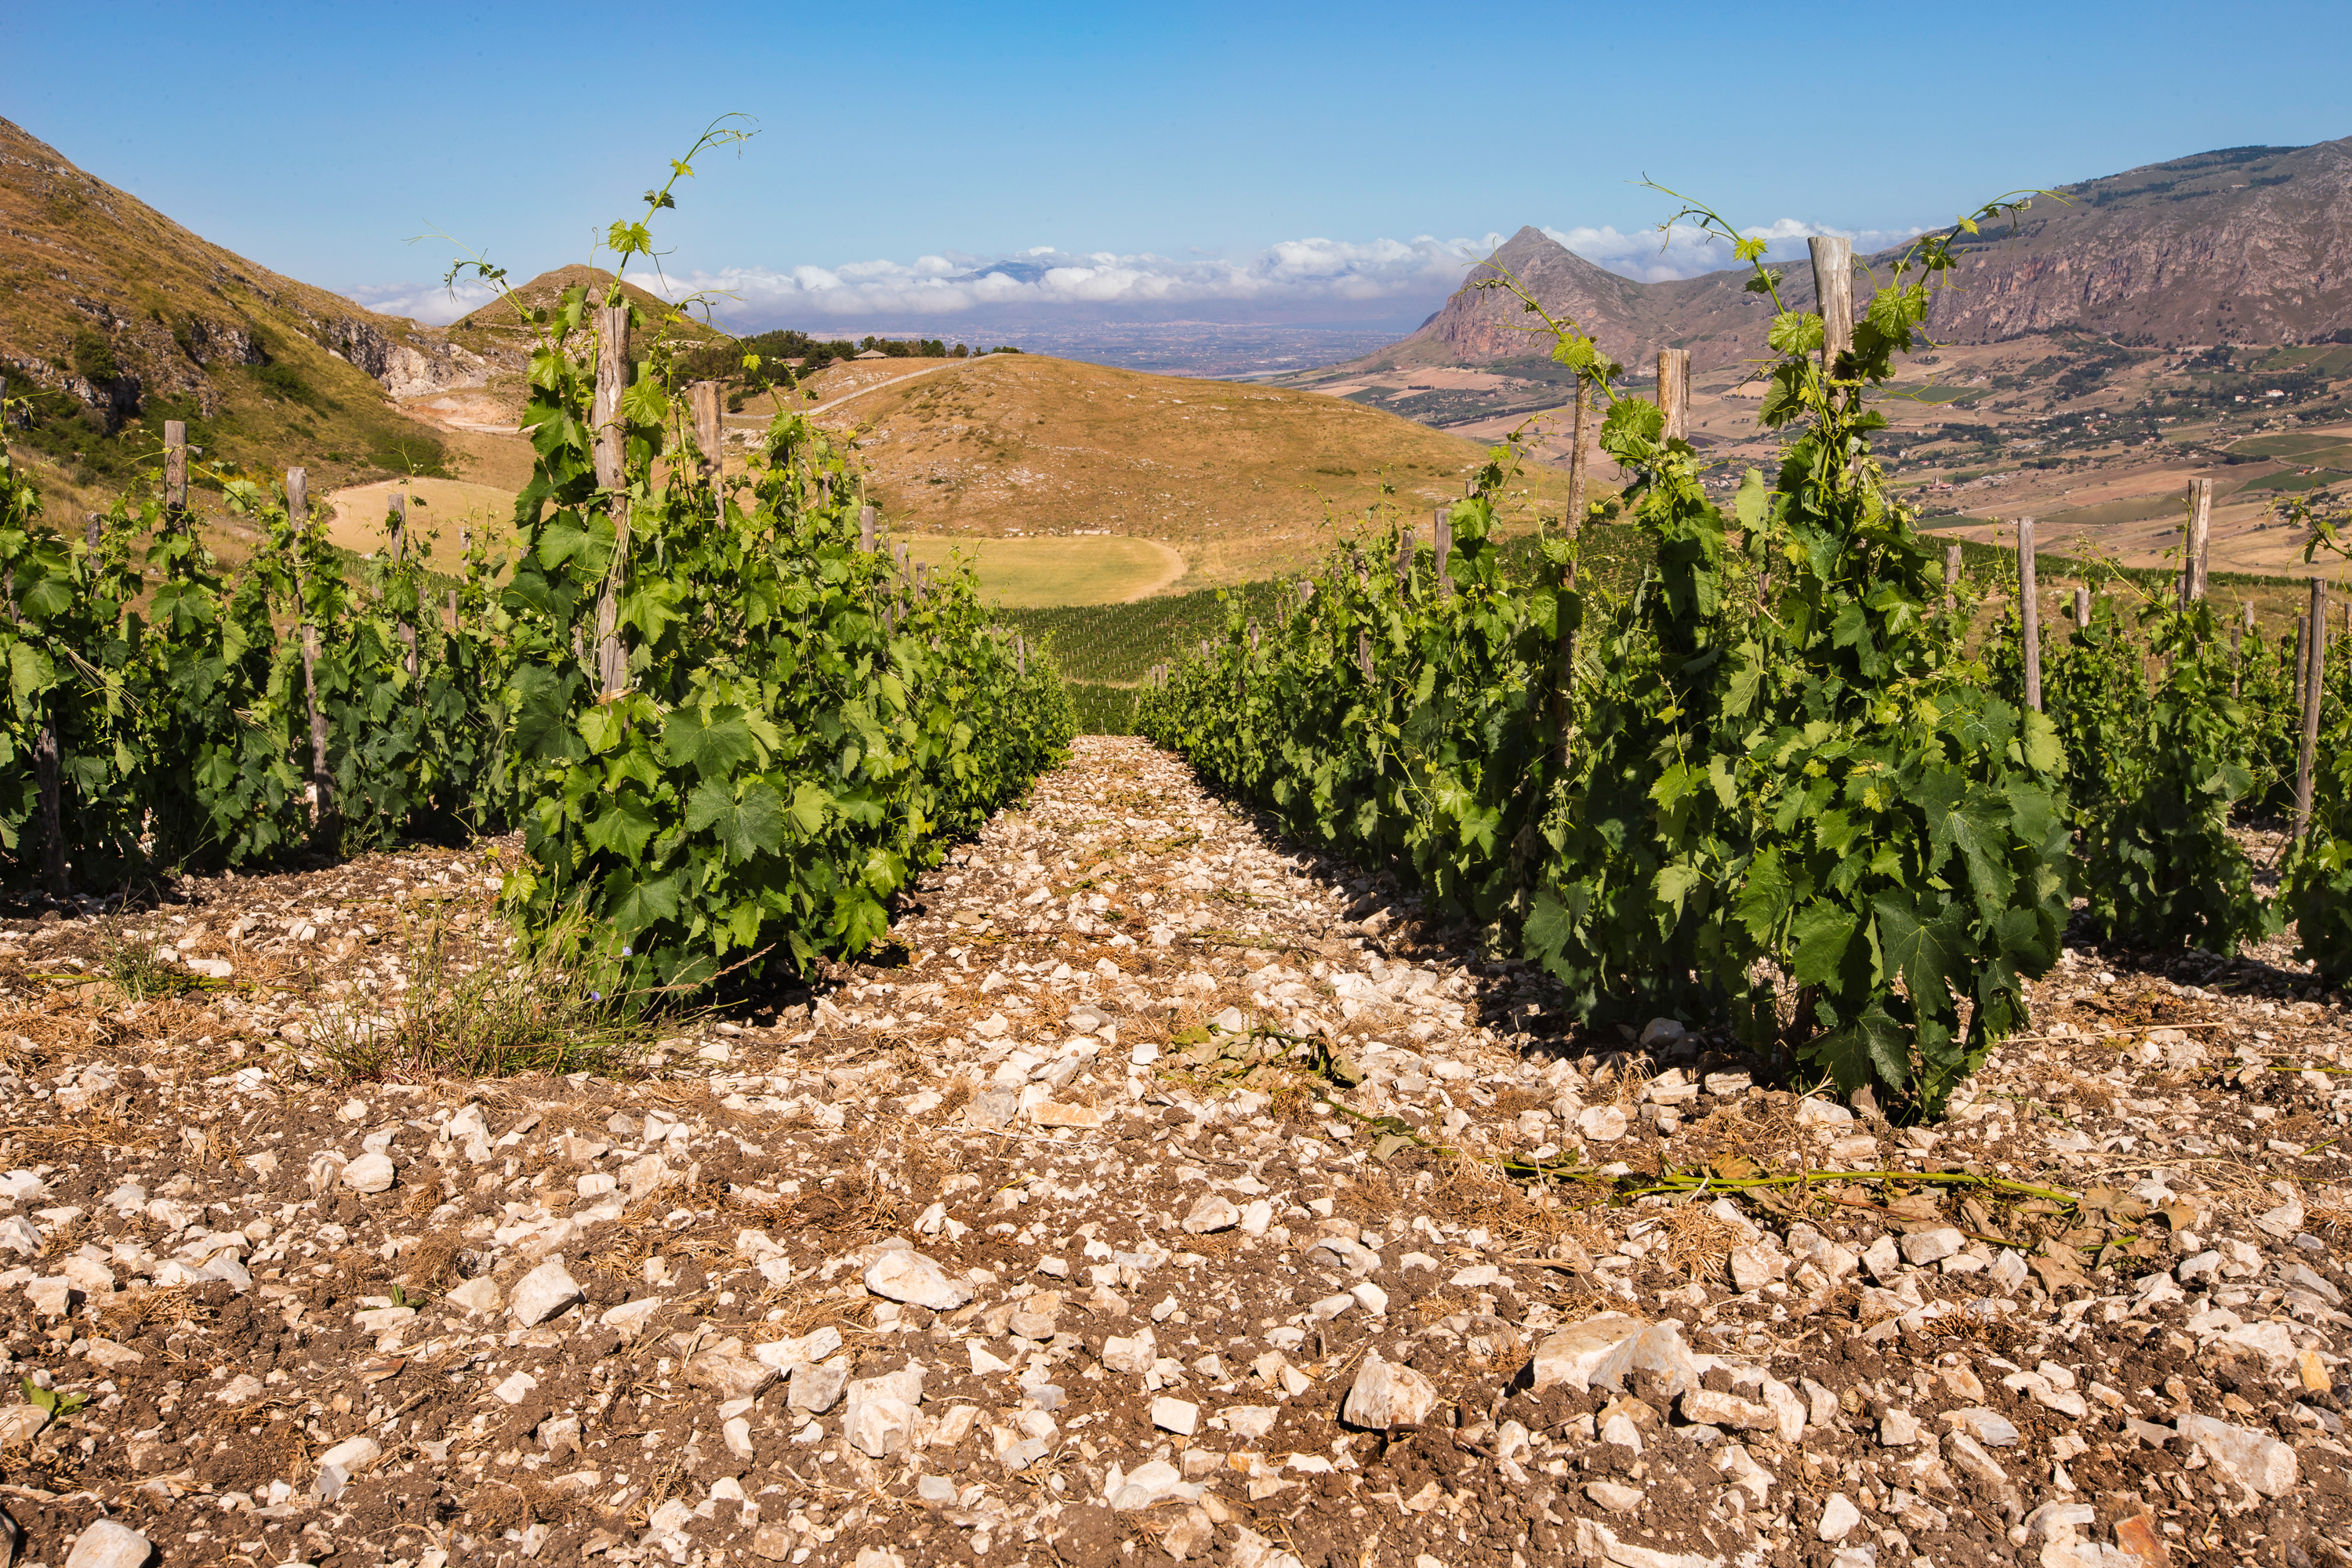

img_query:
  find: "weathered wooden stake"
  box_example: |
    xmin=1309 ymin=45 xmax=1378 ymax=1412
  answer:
xmin=2017 ymin=517 xmax=2042 ymax=712
xmin=2298 ymin=575 xmax=2328 ymax=839
xmin=1657 ymin=349 xmax=1690 ymax=442
xmin=1944 ymin=544 xmax=1962 ymax=615
xmin=690 ymin=379 xmax=722 ymax=474
xmin=1552 ymin=377 xmax=1595 ymax=768
xmin=1433 ymin=504 xmax=1453 ymax=598
xmin=287 ymin=468 xmax=333 ymax=834
xmin=2181 ymin=478 xmax=2213 ymax=609
xmin=1565 ymin=376 xmax=1591 ymax=532
xmin=858 ymin=504 xmax=876 ymax=552
xmin=590 ymin=302 xmax=631 ymax=698
xmin=1353 ymin=546 xmax=1372 ymax=679
xmin=1395 ymin=524 xmax=1414 ymax=590
xmin=164 ymin=419 xmax=188 ymax=527
xmin=388 ymin=492 xmax=419 ymax=678
xmin=2074 ymin=586 xmax=2091 ymax=627
xmin=1810 ymin=236 xmax=1854 ymax=364
xmin=2296 ymin=615 xmax=2311 ymax=714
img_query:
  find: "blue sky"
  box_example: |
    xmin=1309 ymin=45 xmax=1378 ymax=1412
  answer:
xmin=6 ymin=1 xmax=2349 ymax=332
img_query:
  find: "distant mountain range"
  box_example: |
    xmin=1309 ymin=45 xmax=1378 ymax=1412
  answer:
xmin=1363 ymin=138 xmax=2352 ymax=375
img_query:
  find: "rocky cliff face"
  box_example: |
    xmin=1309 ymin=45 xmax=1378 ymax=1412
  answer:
xmin=0 ymin=114 xmax=486 ymax=422
xmin=1367 ymin=137 xmax=2352 ymax=376
xmin=304 ymin=313 xmax=488 ymax=399
xmin=1921 ymin=140 xmax=2352 ymax=346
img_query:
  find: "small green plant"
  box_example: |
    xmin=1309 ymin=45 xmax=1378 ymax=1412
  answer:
xmin=314 ymin=911 xmax=668 ymax=1080
xmin=69 ymin=328 xmax=116 ymax=384
xmin=90 ymin=921 xmax=202 ymax=1004
xmin=21 ymin=1376 xmax=88 ymax=1430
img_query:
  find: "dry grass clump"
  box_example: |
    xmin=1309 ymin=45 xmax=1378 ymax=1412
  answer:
xmin=314 ymin=911 xmax=666 ymax=1080
xmin=1657 ymin=1203 xmax=1742 ymax=1283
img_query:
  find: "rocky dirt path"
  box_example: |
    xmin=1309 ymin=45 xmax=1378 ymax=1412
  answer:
xmin=0 ymin=737 xmax=2347 ymax=1568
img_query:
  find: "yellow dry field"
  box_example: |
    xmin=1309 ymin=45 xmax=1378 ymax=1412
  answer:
xmin=796 ymin=353 xmax=1568 ymax=589
xmin=325 ymin=478 xmax=517 ymax=566
xmin=897 ymin=534 xmax=1186 ymax=608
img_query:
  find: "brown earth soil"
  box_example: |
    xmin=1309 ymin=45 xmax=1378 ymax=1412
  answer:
xmin=0 ymin=738 xmax=2343 ymax=1567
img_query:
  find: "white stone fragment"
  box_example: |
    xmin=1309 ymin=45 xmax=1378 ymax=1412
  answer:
xmin=1817 ymin=1493 xmax=1862 ymax=1542
xmin=445 ymin=1276 xmax=502 ymax=1316
xmin=316 ymin=1436 xmax=382 ymax=1474
xmin=64 ymin=1519 xmax=152 ymax=1568
xmin=1182 ymin=1194 xmax=1240 ymax=1234
xmin=1528 ymin=1316 xmax=1700 ymax=1399
xmin=507 ymin=1259 xmax=583 ymax=1327
xmin=865 ymin=1249 xmax=975 ymax=1312
xmin=1151 ymin=1396 xmax=1200 ymax=1436
xmin=2177 ymin=1413 xmax=2299 ymax=1497
xmin=1341 ymin=1351 xmax=1437 ymax=1429
xmin=1224 ymin=1405 xmax=1278 ymax=1439
xmin=1899 ymin=1228 xmax=1964 ymax=1266
xmin=342 ymin=1151 xmax=396 ymax=1193
xmin=1576 ymin=1105 xmax=1628 ymax=1143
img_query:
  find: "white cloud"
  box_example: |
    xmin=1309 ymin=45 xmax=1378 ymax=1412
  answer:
xmin=342 ymin=278 xmax=503 ymax=326
xmin=611 ymin=235 xmax=1497 ymax=330
xmin=342 ymin=217 xmax=1930 ymax=329
xmin=1546 ymin=219 xmax=1928 ymax=283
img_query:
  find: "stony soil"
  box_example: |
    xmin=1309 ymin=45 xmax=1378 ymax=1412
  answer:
xmin=0 ymin=736 xmax=2347 ymax=1568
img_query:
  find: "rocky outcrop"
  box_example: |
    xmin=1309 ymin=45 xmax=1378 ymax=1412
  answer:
xmin=303 ymin=314 xmax=489 ymax=398
xmin=1921 ymin=140 xmax=2352 ymax=346
xmin=1368 ymin=136 xmax=2352 ymax=375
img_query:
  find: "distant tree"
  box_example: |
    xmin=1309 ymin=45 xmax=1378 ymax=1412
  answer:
xmin=952 ymin=343 xmax=969 ymax=358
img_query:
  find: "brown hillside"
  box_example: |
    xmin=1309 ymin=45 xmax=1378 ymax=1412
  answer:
xmin=798 ymin=353 xmax=1569 ymax=587
xmin=445 ymin=264 xmax=722 ymax=354
xmin=0 ymin=115 xmax=488 ymax=517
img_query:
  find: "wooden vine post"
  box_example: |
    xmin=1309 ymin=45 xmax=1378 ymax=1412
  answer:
xmin=1352 ymin=546 xmax=1372 ymax=680
xmin=388 ymin=492 xmax=418 ymax=678
xmin=2296 ymin=615 xmax=2311 ymax=714
xmin=858 ymin=504 xmax=876 ymax=553
xmin=2016 ymin=517 xmax=2042 ymax=712
xmin=285 ymin=468 xmax=333 ymax=834
xmin=590 ymin=302 xmax=631 ymax=699
xmin=451 ymin=525 xmax=468 ymax=630
xmin=1811 ymin=237 xmax=1854 ymax=361
xmin=1657 ymin=349 xmax=1690 ymax=441
xmin=1944 ymin=544 xmax=1963 ymax=616
xmin=2074 ymin=586 xmax=2091 ymax=627
xmin=1551 ymin=376 xmax=1591 ymax=768
xmin=163 ymin=419 xmax=188 ymax=530
xmin=690 ymin=379 xmax=722 ymax=479
xmin=2181 ymin=478 xmax=2213 ymax=608
xmin=2297 ymin=576 xmax=2328 ymax=839
xmin=1432 ymin=503 xmax=1453 ymax=597
xmin=2234 ymin=600 xmax=2250 ymax=695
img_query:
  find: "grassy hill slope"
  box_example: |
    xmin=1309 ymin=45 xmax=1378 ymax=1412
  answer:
xmin=0 ymin=117 xmax=495 ymax=522
xmin=799 ymin=352 xmax=1570 ymax=587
